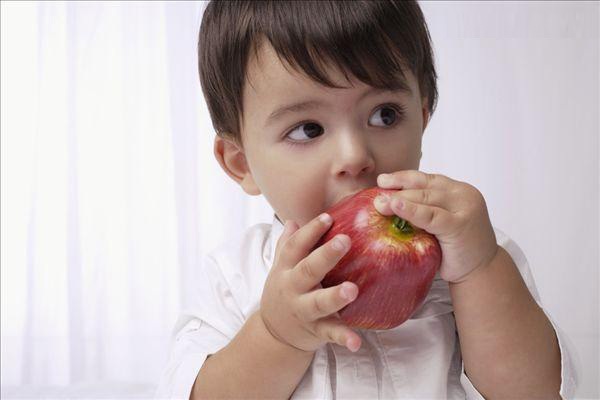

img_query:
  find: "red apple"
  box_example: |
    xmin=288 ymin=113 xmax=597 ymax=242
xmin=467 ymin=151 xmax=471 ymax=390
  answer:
xmin=316 ymin=187 xmax=442 ymax=330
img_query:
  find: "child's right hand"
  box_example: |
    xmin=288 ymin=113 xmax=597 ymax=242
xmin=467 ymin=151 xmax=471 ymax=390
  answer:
xmin=259 ymin=213 xmax=362 ymax=353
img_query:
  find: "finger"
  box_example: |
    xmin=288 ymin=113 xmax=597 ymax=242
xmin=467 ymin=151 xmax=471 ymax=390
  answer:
xmin=294 ymin=281 xmax=358 ymax=322
xmin=279 ymin=212 xmax=334 ymax=268
xmin=273 ymin=219 xmax=298 ymax=267
xmin=374 ymin=189 xmax=455 ymax=215
xmin=313 ymin=316 xmax=362 ymax=352
xmin=387 ymin=198 xmax=457 ymax=236
xmin=290 ymin=233 xmax=351 ymax=293
xmin=377 ymin=170 xmax=455 ymax=191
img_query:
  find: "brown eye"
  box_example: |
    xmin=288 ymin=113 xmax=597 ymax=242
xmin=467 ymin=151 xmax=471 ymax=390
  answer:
xmin=370 ymin=105 xmax=399 ymax=127
xmin=286 ymin=122 xmax=324 ymax=142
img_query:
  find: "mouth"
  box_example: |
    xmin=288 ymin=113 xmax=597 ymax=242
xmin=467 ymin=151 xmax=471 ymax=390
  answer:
xmin=331 ymin=189 xmax=364 ymax=208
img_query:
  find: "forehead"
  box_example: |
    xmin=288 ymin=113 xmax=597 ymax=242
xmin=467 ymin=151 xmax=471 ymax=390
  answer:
xmin=243 ymin=39 xmax=419 ymax=117
xmin=245 ymin=40 xmax=338 ymax=102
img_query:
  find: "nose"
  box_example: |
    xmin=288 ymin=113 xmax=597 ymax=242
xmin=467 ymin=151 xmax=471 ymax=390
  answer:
xmin=331 ymin=130 xmax=375 ymax=178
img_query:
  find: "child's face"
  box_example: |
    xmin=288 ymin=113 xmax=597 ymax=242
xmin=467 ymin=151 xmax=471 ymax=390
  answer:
xmin=220 ymin=40 xmax=429 ymax=228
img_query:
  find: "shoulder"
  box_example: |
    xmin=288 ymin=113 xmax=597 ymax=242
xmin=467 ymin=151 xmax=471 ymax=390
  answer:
xmin=180 ymin=222 xmax=276 ymax=324
xmin=206 ymin=221 xmax=274 ymax=271
xmin=197 ymin=221 xmax=277 ymax=316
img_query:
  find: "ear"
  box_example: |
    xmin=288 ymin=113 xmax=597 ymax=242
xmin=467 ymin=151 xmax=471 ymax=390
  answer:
xmin=213 ymin=135 xmax=262 ymax=196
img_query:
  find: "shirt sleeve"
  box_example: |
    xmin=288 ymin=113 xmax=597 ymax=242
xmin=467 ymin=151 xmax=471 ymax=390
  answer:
xmin=154 ymin=254 xmax=245 ymax=400
xmin=459 ymin=228 xmax=579 ymax=399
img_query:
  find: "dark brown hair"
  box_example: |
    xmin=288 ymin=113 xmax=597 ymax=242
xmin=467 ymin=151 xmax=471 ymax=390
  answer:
xmin=198 ymin=0 xmax=438 ymax=147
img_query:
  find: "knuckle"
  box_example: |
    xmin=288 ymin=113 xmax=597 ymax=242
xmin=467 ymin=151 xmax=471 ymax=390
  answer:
xmin=314 ymin=323 xmax=326 ymax=340
xmin=327 ymin=329 xmax=336 ymax=343
xmin=312 ymin=294 xmax=325 ymax=317
xmin=427 ymin=214 xmax=440 ymax=232
xmin=422 ymin=189 xmax=430 ymax=204
xmin=467 ymin=184 xmax=485 ymax=209
xmin=291 ymin=301 xmax=306 ymax=323
xmin=439 ymin=268 xmax=456 ymax=282
xmin=284 ymin=235 xmax=299 ymax=252
xmin=336 ymin=288 xmax=348 ymax=306
xmin=436 ymin=173 xmax=450 ymax=183
xmin=464 ymin=181 xmax=480 ymax=197
xmin=475 ymin=189 xmax=486 ymax=206
xmin=314 ymin=321 xmax=336 ymax=344
xmin=426 ymin=173 xmax=436 ymax=185
xmin=426 ymin=208 xmax=436 ymax=226
xmin=299 ymin=259 xmax=318 ymax=282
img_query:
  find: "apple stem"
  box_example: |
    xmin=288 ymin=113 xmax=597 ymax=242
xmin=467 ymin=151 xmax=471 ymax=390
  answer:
xmin=392 ymin=215 xmax=414 ymax=235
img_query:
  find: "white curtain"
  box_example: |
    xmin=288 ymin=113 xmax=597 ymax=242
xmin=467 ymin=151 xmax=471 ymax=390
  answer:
xmin=1 ymin=1 xmax=274 ymax=397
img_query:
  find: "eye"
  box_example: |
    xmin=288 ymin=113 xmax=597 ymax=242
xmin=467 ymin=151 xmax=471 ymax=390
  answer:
xmin=369 ymin=104 xmax=402 ymax=127
xmin=286 ymin=122 xmax=324 ymax=142
xmin=284 ymin=103 xmax=405 ymax=145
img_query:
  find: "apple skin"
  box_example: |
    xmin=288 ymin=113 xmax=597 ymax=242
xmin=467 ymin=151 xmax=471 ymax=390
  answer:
xmin=316 ymin=187 xmax=442 ymax=330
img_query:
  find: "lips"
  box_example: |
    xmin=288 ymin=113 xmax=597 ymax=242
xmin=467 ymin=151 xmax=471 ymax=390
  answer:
xmin=331 ymin=189 xmax=365 ymax=209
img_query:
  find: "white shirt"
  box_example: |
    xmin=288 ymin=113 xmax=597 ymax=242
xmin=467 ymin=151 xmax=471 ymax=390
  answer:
xmin=155 ymin=215 xmax=578 ymax=399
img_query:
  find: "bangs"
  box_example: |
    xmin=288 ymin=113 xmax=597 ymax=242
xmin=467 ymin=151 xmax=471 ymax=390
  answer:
xmin=248 ymin=1 xmax=422 ymax=94
xmin=198 ymin=0 xmax=437 ymax=145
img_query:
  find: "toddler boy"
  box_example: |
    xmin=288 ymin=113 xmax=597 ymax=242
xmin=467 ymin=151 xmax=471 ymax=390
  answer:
xmin=157 ymin=1 xmax=577 ymax=398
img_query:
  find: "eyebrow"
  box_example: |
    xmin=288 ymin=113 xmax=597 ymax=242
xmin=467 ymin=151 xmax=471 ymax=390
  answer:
xmin=264 ymin=85 xmax=413 ymax=126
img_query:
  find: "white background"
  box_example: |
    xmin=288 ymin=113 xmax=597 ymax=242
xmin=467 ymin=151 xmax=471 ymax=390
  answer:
xmin=419 ymin=2 xmax=598 ymax=398
xmin=1 ymin=1 xmax=598 ymax=398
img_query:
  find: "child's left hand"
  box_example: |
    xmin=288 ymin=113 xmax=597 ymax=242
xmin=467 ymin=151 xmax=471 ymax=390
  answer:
xmin=373 ymin=170 xmax=500 ymax=283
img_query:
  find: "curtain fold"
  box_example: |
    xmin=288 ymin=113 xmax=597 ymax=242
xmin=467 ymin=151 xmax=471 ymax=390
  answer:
xmin=1 ymin=1 xmax=274 ymax=395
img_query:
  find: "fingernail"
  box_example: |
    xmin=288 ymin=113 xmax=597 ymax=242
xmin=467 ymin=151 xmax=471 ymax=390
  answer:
xmin=332 ymin=235 xmax=349 ymax=251
xmin=341 ymin=282 xmax=357 ymax=301
xmin=378 ymin=174 xmax=391 ymax=186
xmin=346 ymin=337 xmax=360 ymax=353
xmin=375 ymin=195 xmax=389 ymax=206
xmin=319 ymin=213 xmax=332 ymax=225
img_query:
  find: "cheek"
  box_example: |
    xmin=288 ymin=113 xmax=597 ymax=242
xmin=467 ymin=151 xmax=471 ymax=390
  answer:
xmin=374 ymin=131 xmax=422 ymax=170
xmin=276 ymin=169 xmax=325 ymax=212
xmin=255 ymin=156 xmax=328 ymax=223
